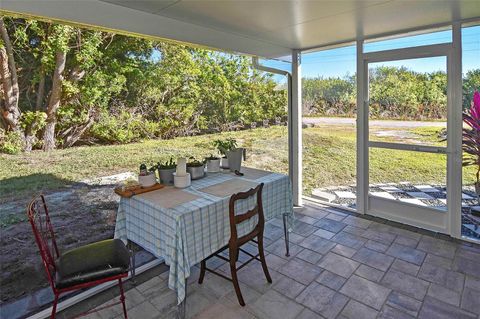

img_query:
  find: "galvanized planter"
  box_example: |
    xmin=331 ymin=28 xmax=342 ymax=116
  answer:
xmin=226 ymin=148 xmax=244 ymax=172
xmin=206 ymin=159 xmax=221 ymax=172
xmin=158 ymin=168 xmax=175 ymax=185
xmin=220 ymin=157 xmax=229 ymax=169
xmin=187 ymin=165 xmax=205 ymax=180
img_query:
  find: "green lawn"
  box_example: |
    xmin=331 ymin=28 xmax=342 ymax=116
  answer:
xmin=0 ymin=127 xmax=290 ymax=201
xmin=0 ymin=125 xmax=475 ymax=204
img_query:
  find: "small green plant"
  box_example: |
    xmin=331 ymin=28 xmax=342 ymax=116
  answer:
xmin=157 ymin=157 xmax=176 ymax=169
xmin=0 ymin=129 xmax=24 ymax=154
xmin=187 ymin=156 xmax=204 ymax=167
xmin=21 ymin=111 xmax=47 ymax=133
xmin=213 ymin=138 xmax=237 ymax=157
xmin=205 ymin=154 xmax=220 ymax=160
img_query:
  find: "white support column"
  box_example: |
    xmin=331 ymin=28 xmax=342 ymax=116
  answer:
xmin=356 ymin=40 xmax=368 ymax=214
xmin=291 ymin=50 xmax=303 ymax=206
xmin=448 ymin=23 xmax=462 ymax=238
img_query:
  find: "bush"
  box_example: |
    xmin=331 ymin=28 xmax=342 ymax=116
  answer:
xmin=0 ymin=129 xmax=24 ymax=154
xmin=90 ymin=111 xmax=159 ymax=144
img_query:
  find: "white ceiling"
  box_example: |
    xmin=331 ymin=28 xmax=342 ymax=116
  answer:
xmin=1 ymin=0 xmax=479 ymax=60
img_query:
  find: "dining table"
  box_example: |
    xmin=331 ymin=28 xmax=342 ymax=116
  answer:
xmin=114 ymin=166 xmax=294 ymax=317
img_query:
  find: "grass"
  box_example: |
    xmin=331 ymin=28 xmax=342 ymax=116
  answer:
xmin=303 ymin=115 xmax=448 ymax=122
xmin=0 ymin=124 xmax=476 ymax=224
xmin=0 ymin=127 xmax=290 ymax=201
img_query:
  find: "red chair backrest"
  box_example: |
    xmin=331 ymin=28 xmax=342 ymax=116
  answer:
xmin=228 ymin=183 xmax=265 ymax=241
xmin=27 ymin=195 xmax=60 ymax=290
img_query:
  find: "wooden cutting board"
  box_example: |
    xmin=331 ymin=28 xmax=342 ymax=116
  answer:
xmin=114 ymin=183 xmax=165 ymax=198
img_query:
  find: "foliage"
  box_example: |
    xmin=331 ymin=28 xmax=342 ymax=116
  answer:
xmin=213 ymin=138 xmax=237 ymax=156
xmin=89 ymin=111 xmax=159 ymax=144
xmin=0 ymin=15 xmax=287 ymax=152
xmin=2 ymin=15 xmax=478 ymax=152
xmin=205 ymin=154 xmax=220 ymax=160
xmin=157 ymin=157 xmax=176 ymax=169
xmin=2 ymin=125 xmax=475 ymax=205
xmin=462 ymin=91 xmax=480 ymax=184
xmin=303 ymin=67 xmax=479 ymax=120
xmin=187 ymin=157 xmax=205 ymax=167
xmin=0 ymin=129 xmax=24 ymax=154
xmin=303 ymin=75 xmax=355 ymax=116
xmin=21 ymin=111 xmax=46 ymax=130
xmin=463 ymin=70 xmax=480 ymax=109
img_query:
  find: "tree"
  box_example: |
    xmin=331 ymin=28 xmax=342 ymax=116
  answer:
xmin=0 ymin=17 xmax=21 ymax=134
xmin=464 ymin=70 xmax=480 ymax=109
xmin=1 ymin=14 xmax=288 ymax=152
xmin=43 ymin=48 xmax=67 ymax=150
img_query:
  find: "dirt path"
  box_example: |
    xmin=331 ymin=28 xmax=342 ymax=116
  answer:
xmin=0 ymin=182 xmax=122 ymax=302
xmin=303 ymin=117 xmax=447 ymax=128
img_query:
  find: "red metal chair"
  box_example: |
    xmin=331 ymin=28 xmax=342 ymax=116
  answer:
xmin=27 ymin=195 xmax=130 ymax=319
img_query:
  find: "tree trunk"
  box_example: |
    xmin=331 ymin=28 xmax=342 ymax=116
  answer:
xmin=24 ymin=131 xmax=36 ymax=152
xmin=61 ymin=111 xmax=96 ymax=148
xmin=0 ymin=18 xmax=21 ymax=132
xmin=35 ymin=68 xmax=46 ymax=110
xmin=43 ymin=50 xmax=66 ymax=151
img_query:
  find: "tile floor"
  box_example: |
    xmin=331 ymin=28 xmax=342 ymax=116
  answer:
xmin=58 ymin=202 xmax=480 ymax=319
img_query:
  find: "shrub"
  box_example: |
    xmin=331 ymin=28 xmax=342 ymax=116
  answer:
xmin=0 ymin=129 xmax=24 ymax=154
xmin=90 ymin=111 xmax=159 ymax=144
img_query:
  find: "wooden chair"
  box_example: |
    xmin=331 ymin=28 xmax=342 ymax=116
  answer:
xmin=198 ymin=183 xmax=271 ymax=306
xmin=27 ymin=195 xmax=131 ymax=319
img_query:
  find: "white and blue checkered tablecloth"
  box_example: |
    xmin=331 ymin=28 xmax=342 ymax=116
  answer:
xmin=114 ymin=169 xmax=293 ymax=304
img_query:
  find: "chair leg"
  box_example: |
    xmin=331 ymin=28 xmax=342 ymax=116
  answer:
xmin=258 ymin=235 xmax=272 ymax=283
xmin=283 ymin=213 xmax=290 ymax=257
xmin=50 ymin=293 xmax=59 ymax=319
xmin=118 ymin=278 xmax=128 ymax=319
xmin=229 ymin=248 xmax=245 ymax=306
xmin=128 ymin=241 xmax=136 ymax=283
xmin=198 ymin=260 xmax=206 ymax=284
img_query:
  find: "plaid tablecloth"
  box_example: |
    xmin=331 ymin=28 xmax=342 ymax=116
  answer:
xmin=114 ymin=168 xmax=293 ymax=304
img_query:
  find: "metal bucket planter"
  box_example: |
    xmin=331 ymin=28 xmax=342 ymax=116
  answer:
xmin=206 ymin=159 xmax=221 ymax=172
xmin=220 ymin=157 xmax=229 ymax=169
xmin=187 ymin=165 xmax=205 ymax=180
xmin=226 ymin=148 xmax=244 ymax=172
xmin=158 ymin=168 xmax=175 ymax=185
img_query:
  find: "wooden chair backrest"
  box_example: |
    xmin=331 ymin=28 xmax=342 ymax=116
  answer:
xmin=228 ymin=183 xmax=264 ymax=242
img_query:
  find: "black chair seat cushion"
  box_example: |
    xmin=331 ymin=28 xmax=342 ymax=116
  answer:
xmin=55 ymin=239 xmax=130 ymax=289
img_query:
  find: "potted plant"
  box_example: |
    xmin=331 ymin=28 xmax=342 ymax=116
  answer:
xmin=205 ymin=154 xmax=221 ymax=173
xmin=186 ymin=157 xmax=205 ymax=180
xmin=213 ymin=138 xmax=237 ymax=169
xmin=462 ymin=91 xmax=480 ymax=216
xmin=157 ymin=157 xmax=176 ymax=185
xmin=138 ymin=163 xmax=157 ymax=187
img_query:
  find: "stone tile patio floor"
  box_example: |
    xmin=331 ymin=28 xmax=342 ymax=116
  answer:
xmin=311 ymin=183 xmax=480 ymax=240
xmin=58 ymin=201 xmax=480 ymax=319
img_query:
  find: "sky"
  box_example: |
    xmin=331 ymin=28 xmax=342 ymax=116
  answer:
xmin=263 ymin=25 xmax=480 ymax=83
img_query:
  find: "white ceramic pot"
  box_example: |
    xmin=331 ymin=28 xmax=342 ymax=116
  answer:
xmin=173 ymin=172 xmax=191 ymax=188
xmin=206 ymin=159 xmax=221 ymax=172
xmin=220 ymin=157 xmax=229 ymax=169
xmin=138 ymin=172 xmax=157 ymax=187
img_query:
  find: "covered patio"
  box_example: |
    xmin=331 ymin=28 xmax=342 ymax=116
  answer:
xmin=1 ymin=0 xmax=480 ymax=318
xmin=36 ymin=202 xmax=480 ymax=319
